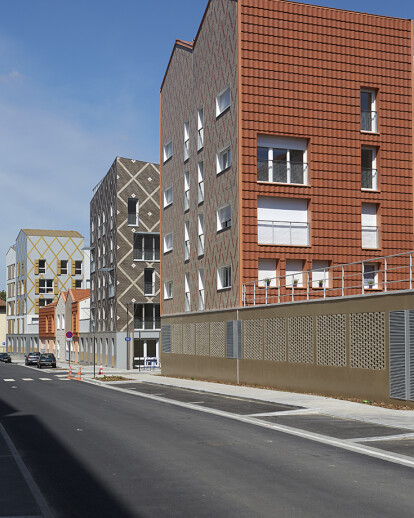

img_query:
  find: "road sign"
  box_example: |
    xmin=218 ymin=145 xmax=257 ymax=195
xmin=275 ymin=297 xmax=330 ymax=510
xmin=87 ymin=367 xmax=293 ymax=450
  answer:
xmin=66 ymin=331 xmax=73 ymax=339
xmin=125 ymin=337 xmax=131 ymax=342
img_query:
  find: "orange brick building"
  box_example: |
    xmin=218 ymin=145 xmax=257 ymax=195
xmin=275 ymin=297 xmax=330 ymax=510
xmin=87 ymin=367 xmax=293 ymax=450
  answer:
xmin=39 ymin=301 xmax=57 ymax=353
xmin=160 ymin=0 xmax=413 ymax=315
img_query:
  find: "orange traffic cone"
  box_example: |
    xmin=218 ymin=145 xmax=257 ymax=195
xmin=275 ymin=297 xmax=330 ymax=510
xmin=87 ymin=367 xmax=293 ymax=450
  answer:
xmin=98 ymin=363 xmax=103 ymax=375
xmin=76 ymin=367 xmax=82 ymax=381
xmin=67 ymin=366 xmax=73 ymax=380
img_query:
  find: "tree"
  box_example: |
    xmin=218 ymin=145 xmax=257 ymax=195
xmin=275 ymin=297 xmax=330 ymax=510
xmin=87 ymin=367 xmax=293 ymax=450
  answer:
xmin=0 ymin=290 xmax=5 ymax=301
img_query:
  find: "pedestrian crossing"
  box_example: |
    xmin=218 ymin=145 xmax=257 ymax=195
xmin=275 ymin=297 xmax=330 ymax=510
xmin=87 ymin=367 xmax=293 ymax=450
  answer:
xmin=2 ymin=376 xmax=70 ymax=382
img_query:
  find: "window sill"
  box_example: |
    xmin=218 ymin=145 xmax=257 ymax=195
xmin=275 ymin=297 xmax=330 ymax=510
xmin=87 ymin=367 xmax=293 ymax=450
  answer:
xmin=164 ymin=250 xmax=173 ymax=255
xmin=258 ymin=243 xmax=311 ymax=248
xmin=128 ymin=224 xmax=139 ymax=227
xmin=164 ymin=203 xmax=173 ymax=209
xmin=360 ymin=130 xmax=380 ymax=135
xmin=257 ymin=181 xmax=310 ymax=187
xmin=164 ymin=297 xmax=173 ymax=301
xmin=217 ymin=226 xmax=231 ymax=234
xmin=217 ymin=286 xmax=231 ymax=292
xmin=163 ymin=156 xmax=173 ymax=165
xmin=216 ymin=106 xmax=230 ymax=120
xmin=133 ymin=259 xmax=160 ymax=262
xmin=217 ymin=166 xmax=231 ymax=177
xmin=361 ymin=247 xmax=381 ymax=251
xmin=361 ymin=189 xmax=380 ymax=193
xmin=364 ymin=287 xmax=382 ymax=291
xmin=197 ymin=146 xmax=204 ymax=153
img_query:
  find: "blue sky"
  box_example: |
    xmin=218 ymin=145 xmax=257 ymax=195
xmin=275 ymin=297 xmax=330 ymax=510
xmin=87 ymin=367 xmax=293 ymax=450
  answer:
xmin=0 ymin=0 xmax=412 ymax=290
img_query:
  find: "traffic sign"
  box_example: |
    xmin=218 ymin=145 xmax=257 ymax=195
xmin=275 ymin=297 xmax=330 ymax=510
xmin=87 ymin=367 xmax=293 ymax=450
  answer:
xmin=125 ymin=337 xmax=131 ymax=342
xmin=66 ymin=331 xmax=73 ymax=339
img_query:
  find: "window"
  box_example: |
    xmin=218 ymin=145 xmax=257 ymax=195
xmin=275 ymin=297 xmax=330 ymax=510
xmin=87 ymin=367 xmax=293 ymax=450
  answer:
xmin=361 ymin=89 xmax=377 ymax=132
xmin=184 ymin=221 xmax=190 ymax=261
xmin=75 ymin=260 xmax=82 ymax=275
xmin=164 ymin=233 xmax=173 ymax=253
xmin=61 ymin=260 xmax=68 ymax=275
xmin=217 ymin=204 xmax=231 ymax=231
xmin=128 ymin=198 xmax=139 ymax=226
xmin=133 ymin=304 xmax=160 ymax=330
xmin=198 ymin=269 xmax=205 ymax=311
xmin=164 ymin=280 xmax=173 ymax=300
xmin=133 ymin=234 xmax=160 ymax=261
xmin=361 ymin=203 xmax=379 ymax=249
xmin=363 ymin=263 xmax=379 ymax=289
xmin=216 ymin=85 xmax=230 ymax=117
xmin=163 ymin=140 xmax=173 ymax=163
xmin=361 ymin=148 xmax=378 ymax=190
xmin=184 ymin=171 xmax=190 ymax=211
xmin=217 ymin=265 xmax=231 ymax=290
xmin=75 ymin=279 xmax=82 ymax=289
xmin=164 ymin=186 xmax=173 ymax=208
xmin=286 ymin=260 xmax=304 ymax=288
xmin=198 ymin=161 xmax=204 ymax=204
xmin=184 ymin=272 xmax=190 ymax=311
xmin=258 ymin=259 xmax=277 ymax=287
xmin=144 ymin=268 xmax=155 ymax=295
xmin=39 ymin=259 xmax=46 ymax=274
xmin=198 ymin=214 xmax=204 ymax=256
xmin=217 ymin=146 xmax=231 ymax=174
xmin=39 ymin=279 xmax=53 ymax=294
xmin=102 ymin=211 xmax=106 ymax=235
xmin=257 ymin=197 xmax=309 ymax=246
xmin=257 ymin=136 xmax=308 ymax=184
xmin=110 ymin=204 xmax=113 ymax=230
xmin=184 ymin=121 xmax=189 ymax=161
xmin=197 ymin=108 xmax=204 ymax=150
xmin=312 ymin=260 xmax=330 ymax=288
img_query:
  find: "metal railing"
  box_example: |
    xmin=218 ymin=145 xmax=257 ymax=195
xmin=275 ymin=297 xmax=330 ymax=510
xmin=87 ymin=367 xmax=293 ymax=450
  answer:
xmin=242 ymin=250 xmax=414 ymax=306
xmin=361 ymin=168 xmax=378 ymax=190
xmin=133 ymin=357 xmax=161 ymax=370
xmin=128 ymin=213 xmax=138 ymax=226
xmin=361 ymin=110 xmax=377 ymax=132
xmin=257 ymin=161 xmax=308 ymax=184
xmin=144 ymin=282 xmax=155 ymax=296
xmin=258 ymin=220 xmax=309 ymax=246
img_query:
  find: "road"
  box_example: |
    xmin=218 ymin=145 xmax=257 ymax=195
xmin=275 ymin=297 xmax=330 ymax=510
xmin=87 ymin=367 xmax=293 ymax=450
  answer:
xmin=0 ymin=362 xmax=413 ymax=518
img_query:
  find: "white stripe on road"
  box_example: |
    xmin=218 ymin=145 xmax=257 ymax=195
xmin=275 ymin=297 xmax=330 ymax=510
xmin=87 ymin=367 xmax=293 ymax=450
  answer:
xmin=3 ymin=379 xmax=15 ymax=382
xmin=21 ymin=378 xmax=34 ymax=381
xmin=39 ymin=378 xmax=52 ymax=381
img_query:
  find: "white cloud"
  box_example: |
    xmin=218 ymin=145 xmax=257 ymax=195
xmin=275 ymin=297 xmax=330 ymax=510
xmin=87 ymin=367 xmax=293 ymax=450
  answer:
xmin=0 ymin=69 xmax=24 ymax=83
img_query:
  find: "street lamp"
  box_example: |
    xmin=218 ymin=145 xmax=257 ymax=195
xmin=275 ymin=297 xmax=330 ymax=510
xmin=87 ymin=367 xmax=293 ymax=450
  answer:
xmin=125 ymin=301 xmax=133 ymax=370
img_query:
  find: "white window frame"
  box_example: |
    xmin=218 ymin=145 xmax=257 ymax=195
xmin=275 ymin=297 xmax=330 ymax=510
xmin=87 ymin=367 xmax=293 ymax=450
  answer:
xmin=163 ymin=139 xmax=173 ymax=163
xmin=164 ymin=233 xmax=173 ymax=254
xmin=184 ymin=221 xmax=190 ymax=261
xmin=361 ymin=89 xmax=377 ymax=133
xmin=363 ymin=263 xmax=379 ymax=289
xmin=198 ymin=214 xmax=204 ymax=257
xmin=127 ymin=198 xmax=139 ymax=226
xmin=39 ymin=259 xmax=46 ymax=274
xmin=216 ymin=145 xmax=231 ymax=174
xmin=164 ymin=280 xmax=173 ymax=300
xmin=198 ymin=161 xmax=204 ymax=204
xmin=361 ymin=203 xmax=379 ymax=249
xmin=198 ymin=269 xmax=205 ymax=311
xmin=216 ymin=85 xmax=230 ymax=117
xmin=184 ymin=171 xmax=190 ymax=211
xmin=39 ymin=279 xmax=53 ymax=294
xmin=184 ymin=272 xmax=190 ymax=312
xmin=197 ymin=107 xmax=204 ymax=150
xmin=258 ymin=259 xmax=277 ymax=287
xmin=61 ymin=260 xmax=68 ymax=275
xmin=217 ymin=204 xmax=231 ymax=232
xmin=285 ymin=260 xmax=304 ymax=288
xmin=217 ymin=265 xmax=231 ymax=290
xmin=312 ymin=260 xmax=330 ymax=289
xmin=144 ymin=268 xmax=155 ymax=296
xmin=164 ymin=186 xmax=173 ymax=208
xmin=361 ymin=147 xmax=378 ymax=191
xmin=184 ymin=121 xmax=190 ymax=161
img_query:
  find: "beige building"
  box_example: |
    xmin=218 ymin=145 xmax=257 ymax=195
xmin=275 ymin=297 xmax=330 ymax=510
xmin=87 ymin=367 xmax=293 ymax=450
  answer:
xmin=0 ymin=300 xmax=6 ymax=352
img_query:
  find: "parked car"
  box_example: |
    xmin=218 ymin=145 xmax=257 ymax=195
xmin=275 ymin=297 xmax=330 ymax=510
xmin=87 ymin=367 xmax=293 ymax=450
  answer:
xmin=25 ymin=351 xmax=41 ymax=366
xmin=37 ymin=353 xmax=56 ymax=369
xmin=0 ymin=353 xmax=11 ymax=363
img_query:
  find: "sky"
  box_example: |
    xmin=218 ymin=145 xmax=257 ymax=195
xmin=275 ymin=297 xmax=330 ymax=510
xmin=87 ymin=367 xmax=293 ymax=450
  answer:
xmin=0 ymin=0 xmax=413 ymax=290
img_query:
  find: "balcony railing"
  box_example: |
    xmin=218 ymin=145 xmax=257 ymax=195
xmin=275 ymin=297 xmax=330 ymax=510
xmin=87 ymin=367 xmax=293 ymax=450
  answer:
xmin=243 ymin=250 xmax=414 ymax=307
xmin=128 ymin=213 xmax=139 ymax=226
xmin=361 ymin=110 xmax=377 ymax=132
xmin=257 ymin=161 xmax=308 ymax=184
xmin=361 ymin=168 xmax=378 ymax=190
xmin=362 ymin=226 xmax=379 ymax=249
xmin=258 ymin=220 xmax=309 ymax=246
xmin=144 ymin=282 xmax=155 ymax=296
xmin=134 ymin=318 xmax=161 ymax=330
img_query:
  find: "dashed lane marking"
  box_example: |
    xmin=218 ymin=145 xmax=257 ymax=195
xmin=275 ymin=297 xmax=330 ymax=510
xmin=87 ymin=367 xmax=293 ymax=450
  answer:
xmin=39 ymin=378 xmax=52 ymax=381
xmin=21 ymin=378 xmax=34 ymax=381
xmin=3 ymin=379 xmax=15 ymax=382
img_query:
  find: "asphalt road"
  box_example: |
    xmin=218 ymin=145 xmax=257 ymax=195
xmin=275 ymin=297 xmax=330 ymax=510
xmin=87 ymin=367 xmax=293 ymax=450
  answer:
xmin=1 ymin=362 xmax=414 ymax=518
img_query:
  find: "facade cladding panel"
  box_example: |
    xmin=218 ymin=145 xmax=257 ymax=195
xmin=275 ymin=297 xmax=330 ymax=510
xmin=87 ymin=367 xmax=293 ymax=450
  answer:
xmin=239 ymin=0 xmax=414 ymax=287
xmin=161 ymin=0 xmax=239 ymax=315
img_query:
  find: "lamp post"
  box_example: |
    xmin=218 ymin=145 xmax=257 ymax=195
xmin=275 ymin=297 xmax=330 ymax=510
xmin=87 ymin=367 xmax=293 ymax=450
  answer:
xmin=125 ymin=302 xmax=133 ymax=370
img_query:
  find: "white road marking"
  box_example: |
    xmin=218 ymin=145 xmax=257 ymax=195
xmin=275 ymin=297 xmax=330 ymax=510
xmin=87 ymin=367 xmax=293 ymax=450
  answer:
xmin=248 ymin=408 xmax=319 ymax=417
xmin=349 ymin=432 xmax=414 ymax=443
xmin=3 ymin=379 xmax=15 ymax=382
xmin=39 ymin=378 xmax=52 ymax=381
xmin=22 ymin=378 xmax=34 ymax=381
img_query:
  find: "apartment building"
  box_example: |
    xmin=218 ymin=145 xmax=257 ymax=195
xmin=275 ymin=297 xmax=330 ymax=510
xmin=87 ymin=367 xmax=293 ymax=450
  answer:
xmin=160 ymin=0 xmax=413 ymax=314
xmin=6 ymin=229 xmax=89 ymax=355
xmin=39 ymin=301 xmax=57 ymax=354
xmin=90 ymin=157 xmax=160 ymax=369
xmin=159 ymin=0 xmax=414 ymax=404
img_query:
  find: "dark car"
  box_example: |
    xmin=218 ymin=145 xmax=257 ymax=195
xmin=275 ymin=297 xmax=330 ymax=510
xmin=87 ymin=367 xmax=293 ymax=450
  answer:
xmin=37 ymin=353 xmax=57 ymax=369
xmin=25 ymin=351 xmax=41 ymax=365
xmin=0 ymin=353 xmax=11 ymax=363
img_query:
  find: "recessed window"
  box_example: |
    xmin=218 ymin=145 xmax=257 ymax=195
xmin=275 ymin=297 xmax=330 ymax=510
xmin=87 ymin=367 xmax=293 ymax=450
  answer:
xmin=184 ymin=121 xmax=190 ymax=161
xmin=163 ymin=140 xmax=173 ymax=163
xmin=361 ymin=89 xmax=377 ymax=132
xmin=184 ymin=171 xmax=190 ymax=212
xmin=286 ymin=260 xmax=304 ymax=288
xmin=128 ymin=198 xmax=139 ymax=226
xmin=184 ymin=272 xmax=190 ymax=312
xmin=75 ymin=260 xmax=82 ymax=275
xmin=75 ymin=280 xmax=82 ymax=289
xmin=198 ymin=269 xmax=205 ymax=311
xmin=363 ymin=263 xmax=379 ymax=289
xmin=144 ymin=268 xmax=155 ymax=296
xmin=257 ymin=197 xmax=309 ymax=246
xmin=258 ymin=259 xmax=277 ymax=287
xmin=197 ymin=108 xmax=204 ymax=150
xmin=39 ymin=279 xmax=53 ymax=294
xmin=164 ymin=186 xmax=173 ymax=208
xmin=216 ymin=85 xmax=230 ymax=117
xmin=217 ymin=265 xmax=231 ymax=290
xmin=198 ymin=214 xmax=204 ymax=257
xmin=361 ymin=203 xmax=379 ymax=249
xmin=39 ymin=259 xmax=46 ymax=274
xmin=312 ymin=260 xmax=330 ymax=288
xmin=361 ymin=147 xmax=378 ymax=190
xmin=184 ymin=221 xmax=190 ymax=261
xmin=133 ymin=234 xmax=160 ymax=261
xmin=217 ymin=146 xmax=231 ymax=174
xmin=164 ymin=280 xmax=173 ymax=299
xmin=61 ymin=260 xmax=68 ymax=275
xmin=164 ymin=233 xmax=173 ymax=254
xmin=198 ymin=161 xmax=204 ymax=204
xmin=217 ymin=204 xmax=231 ymax=231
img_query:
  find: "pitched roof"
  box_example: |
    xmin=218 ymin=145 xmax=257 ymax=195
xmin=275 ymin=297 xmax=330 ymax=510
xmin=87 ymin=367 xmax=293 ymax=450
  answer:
xmin=68 ymin=289 xmax=90 ymax=302
xmin=58 ymin=291 xmax=68 ymax=302
xmin=22 ymin=229 xmax=83 ymax=238
xmin=161 ymin=39 xmax=194 ymax=91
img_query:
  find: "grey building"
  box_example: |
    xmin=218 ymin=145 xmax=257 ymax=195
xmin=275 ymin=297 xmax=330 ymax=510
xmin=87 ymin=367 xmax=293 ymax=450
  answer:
xmin=90 ymin=157 xmax=160 ymax=369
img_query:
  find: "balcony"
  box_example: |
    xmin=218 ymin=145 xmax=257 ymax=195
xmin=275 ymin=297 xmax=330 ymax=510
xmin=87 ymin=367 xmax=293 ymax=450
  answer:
xmin=257 ymin=161 xmax=308 ymax=185
xmin=258 ymin=220 xmax=309 ymax=246
xmin=361 ymin=111 xmax=377 ymax=132
xmin=361 ymin=168 xmax=378 ymax=190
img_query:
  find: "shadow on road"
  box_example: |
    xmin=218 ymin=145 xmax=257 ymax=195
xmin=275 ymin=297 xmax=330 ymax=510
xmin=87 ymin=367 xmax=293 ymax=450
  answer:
xmin=0 ymin=397 xmax=135 ymax=518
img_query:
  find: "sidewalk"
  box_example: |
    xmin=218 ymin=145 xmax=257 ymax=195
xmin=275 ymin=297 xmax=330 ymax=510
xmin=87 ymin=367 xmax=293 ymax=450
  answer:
xmin=48 ymin=358 xmax=414 ymax=431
